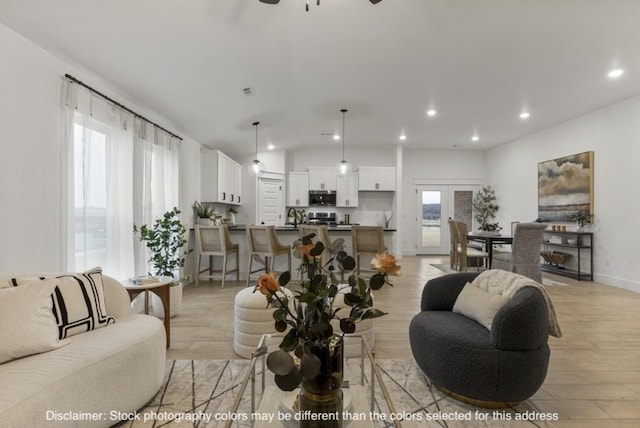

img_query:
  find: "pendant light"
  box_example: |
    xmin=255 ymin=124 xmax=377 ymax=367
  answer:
xmin=336 ymin=109 xmax=352 ymax=175
xmin=249 ymin=121 xmax=265 ymax=177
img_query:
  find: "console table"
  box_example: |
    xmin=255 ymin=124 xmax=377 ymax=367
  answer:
xmin=541 ymin=230 xmax=593 ymax=281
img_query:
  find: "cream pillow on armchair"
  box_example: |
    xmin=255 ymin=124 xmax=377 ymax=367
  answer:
xmin=452 ymin=282 xmax=508 ymax=330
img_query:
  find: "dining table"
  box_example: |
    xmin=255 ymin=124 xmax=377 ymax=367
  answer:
xmin=466 ymin=232 xmax=513 ymax=268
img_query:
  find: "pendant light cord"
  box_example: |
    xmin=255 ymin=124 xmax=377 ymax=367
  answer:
xmin=341 ymin=109 xmax=347 ymax=161
xmin=253 ymin=121 xmax=260 ymax=158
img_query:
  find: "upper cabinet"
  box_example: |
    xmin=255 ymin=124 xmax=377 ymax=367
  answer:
xmin=201 ymin=150 xmax=243 ymax=205
xmin=287 ymin=172 xmax=309 ymax=207
xmin=358 ymin=166 xmax=396 ymax=191
xmin=336 ymin=173 xmax=359 ymax=207
xmin=308 ymin=167 xmax=337 ymax=191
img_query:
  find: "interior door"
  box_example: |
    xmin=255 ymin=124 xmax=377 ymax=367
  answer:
xmin=257 ymin=176 xmax=284 ymax=225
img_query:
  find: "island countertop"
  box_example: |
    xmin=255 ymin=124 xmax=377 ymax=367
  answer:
xmin=223 ymin=224 xmax=396 ymax=232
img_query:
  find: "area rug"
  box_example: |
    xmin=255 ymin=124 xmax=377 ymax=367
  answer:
xmin=114 ymin=359 xmax=554 ymax=427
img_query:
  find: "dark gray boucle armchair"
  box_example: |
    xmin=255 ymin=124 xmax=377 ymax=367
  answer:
xmin=409 ymin=272 xmax=550 ymax=406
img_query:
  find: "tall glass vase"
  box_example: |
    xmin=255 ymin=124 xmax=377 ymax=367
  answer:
xmin=299 ymin=337 xmax=344 ymax=428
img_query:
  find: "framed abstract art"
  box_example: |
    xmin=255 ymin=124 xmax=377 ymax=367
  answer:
xmin=538 ymin=151 xmax=594 ymax=222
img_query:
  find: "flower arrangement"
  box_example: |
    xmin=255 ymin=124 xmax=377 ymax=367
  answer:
xmin=255 ymin=233 xmax=400 ymax=391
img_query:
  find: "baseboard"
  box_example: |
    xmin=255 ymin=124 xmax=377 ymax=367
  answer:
xmin=595 ymin=273 xmax=640 ymax=293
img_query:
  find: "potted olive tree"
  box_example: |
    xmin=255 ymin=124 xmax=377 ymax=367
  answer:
xmin=473 ymin=185 xmax=502 ymax=235
xmin=135 ymin=207 xmax=192 ymax=318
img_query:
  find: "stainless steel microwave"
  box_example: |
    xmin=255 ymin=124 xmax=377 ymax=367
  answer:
xmin=309 ymin=190 xmax=336 ymax=206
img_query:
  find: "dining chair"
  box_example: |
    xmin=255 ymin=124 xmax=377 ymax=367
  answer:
xmin=351 ymin=226 xmax=386 ymax=276
xmin=492 ymin=222 xmax=547 ymax=282
xmin=194 ymin=224 xmax=239 ymax=288
xmin=455 ymin=221 xmax=489 ymax=272
xmin=448 ymin=219 xmax=460 ymax=270
xmin=246 ymin=225 xmax=291 ymax=286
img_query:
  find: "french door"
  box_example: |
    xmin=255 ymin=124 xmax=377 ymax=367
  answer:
xmin=415 ymin=184 xmax=480 ymax=254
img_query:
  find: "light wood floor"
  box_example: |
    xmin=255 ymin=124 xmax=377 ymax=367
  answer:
xmin=167 ymin=256 xmax=640 ymax=427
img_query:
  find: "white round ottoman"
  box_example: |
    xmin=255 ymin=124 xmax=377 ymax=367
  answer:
xmin=233 ymin=286 xmax=293 ymax=358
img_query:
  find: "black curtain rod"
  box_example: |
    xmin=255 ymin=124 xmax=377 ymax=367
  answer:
xmin=64 ymin=73 xmax=183 ymax=141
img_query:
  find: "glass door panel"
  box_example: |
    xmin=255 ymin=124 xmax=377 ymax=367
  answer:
xmin=416 ymin=185 xmax=448 ymax=254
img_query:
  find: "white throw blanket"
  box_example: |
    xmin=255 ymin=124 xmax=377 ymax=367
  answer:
xmin=471 ymin=269 xmax=562 ymax=338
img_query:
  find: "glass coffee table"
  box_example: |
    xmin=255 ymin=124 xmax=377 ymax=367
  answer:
xmin=225 ymin=334 xmax=402 ymax=428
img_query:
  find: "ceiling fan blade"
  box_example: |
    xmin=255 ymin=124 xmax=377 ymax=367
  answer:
xmin=370 ymin=0 xmax=384 ymax=4
xmin=259 ymin=0 xmax=281 ymax=4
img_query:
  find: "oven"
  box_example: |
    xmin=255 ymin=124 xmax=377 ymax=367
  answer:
xmin=307 ymin=211 xmax=337 ymax=226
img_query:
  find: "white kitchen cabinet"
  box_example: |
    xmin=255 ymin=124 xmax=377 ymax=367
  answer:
xmin=201 ymin=150 xmax=243 ymax=205
xmin=358 ymin=166 xmax=396 ymax=191
xmin=287 ymin=172 xmax=309 ymax=207
xmin=336 ymin=173 xmax=359 ymax=207
xmin=308 ymin=167 xmax=337 ymax=191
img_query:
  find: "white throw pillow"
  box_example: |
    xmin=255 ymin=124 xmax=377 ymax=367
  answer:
xmin=0 ymin=279 xmax=69 ymax=363
xmin=9 ymin=267 xmax=115 ymax=339
xmin=452 ymin=282 xmax=508 ymax=330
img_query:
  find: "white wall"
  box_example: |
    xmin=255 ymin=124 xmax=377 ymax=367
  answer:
xmin=0 ymin=23 xmax=203 ymax=276
xmin=0 ymin=24 xmax=65 ymax=274
xmin=486 ymin=95 xmax=640 ymax=292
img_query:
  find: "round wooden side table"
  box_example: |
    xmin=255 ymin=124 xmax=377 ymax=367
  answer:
xmin=124 ymin=277 xmax=173 ymax=348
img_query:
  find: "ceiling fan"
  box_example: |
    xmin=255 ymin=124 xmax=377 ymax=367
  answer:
xmin=260 ymin=0 xmax=384 ymax=11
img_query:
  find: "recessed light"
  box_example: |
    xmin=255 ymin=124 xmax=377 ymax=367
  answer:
xmin=399 ymin=134 xmax=407 ymax=141
xmin=471 ymin=135 xmax=479 ymax=142
xmin=519 ymin=112 xmax=530 ymax=120
xmin=608 ymin=68 xmax=624 ymax=79
xmin=333 ymin=134 xmax=340 ymax=141
xmin=426 ymin=109 xmax=437 ymax=117
xmin=267 ymin=144 xmax=275 ymax=150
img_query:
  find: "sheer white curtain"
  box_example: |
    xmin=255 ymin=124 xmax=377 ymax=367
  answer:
xmin=132 ymin=119 xmax=180 ymax=276
xmin=61 ymin=79 xmax=180 ymax=280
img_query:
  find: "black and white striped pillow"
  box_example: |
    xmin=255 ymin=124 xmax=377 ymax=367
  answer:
xmin=10 ymin=267 xmax=115 ymax=339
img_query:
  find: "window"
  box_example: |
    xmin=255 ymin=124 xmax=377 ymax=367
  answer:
xmin=73 ymin=121 xmax=108 ymax=271
xmin=63 ymin=80 xmax=180 ymax=280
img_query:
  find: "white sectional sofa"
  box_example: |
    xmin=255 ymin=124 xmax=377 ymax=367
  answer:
xmin=0 ymin=274 xmax=166 ymax=427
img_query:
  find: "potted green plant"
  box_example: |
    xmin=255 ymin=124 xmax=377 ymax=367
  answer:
xmin=227 ymin=206 xmax=238 ymax=226
xmin=569 ymin=213 xmax=591 ymax=231
xmin=192 ymin=201 xmax=217 ymax=225
xmin=134 ymin=207 xmax=192 ymax=318
xmin=473 ymin=185 xmax=502 ymax=235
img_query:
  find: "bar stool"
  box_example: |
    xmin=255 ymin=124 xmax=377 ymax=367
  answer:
xmin=246 ymin=225 xmax=291 ymax=286
xmin=351 ymin=226 xmax=386 ymax=276
xmin=194 ymin=224 xmax=239 ymax=288
xmin=298 ymin=224 xmax=343 ymax=266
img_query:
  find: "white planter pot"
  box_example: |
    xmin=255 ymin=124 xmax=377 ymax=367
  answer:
xmin=198 ymin=218 xmax=214 ymax=225
xmin=152 ymin=283 xmax=182 ymax=318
